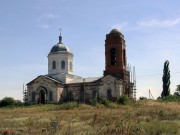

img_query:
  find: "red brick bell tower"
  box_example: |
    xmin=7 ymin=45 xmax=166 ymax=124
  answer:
xmin=104 ymin=29 xmax=130 ymax=83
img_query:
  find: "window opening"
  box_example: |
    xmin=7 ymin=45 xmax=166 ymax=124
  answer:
xmin=110 ymin=48 xmax=116 ymax=65
xmin=61 ymin=60 xmax=65 ymax=69
xmin=52 ymin=61 xmax=56 ymax=69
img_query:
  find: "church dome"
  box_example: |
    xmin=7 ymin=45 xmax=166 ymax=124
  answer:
xmin=50 ymin=43 xmax=71 ymax=53
xmin=49 ymin=35 xmax=71 ymax=54
xmin=110 ymin=29 xmax=121 ymax=34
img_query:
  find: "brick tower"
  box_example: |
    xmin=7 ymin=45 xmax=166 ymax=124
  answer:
xmin=104 ymin=29 xmax=130 ymax=83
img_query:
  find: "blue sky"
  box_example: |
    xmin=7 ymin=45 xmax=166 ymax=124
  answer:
xmin=0 ymin=0 xmax=180 ymax=100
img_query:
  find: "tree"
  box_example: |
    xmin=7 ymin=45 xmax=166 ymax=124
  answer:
xmin=174 ymin=85 xmax=180 ymax=96
xmin=161 ymin=60 xmax=170 ymax=98
xmin=0 ymin=97 xmax=15 ymax=107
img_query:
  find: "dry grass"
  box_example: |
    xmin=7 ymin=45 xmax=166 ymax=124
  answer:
xmin=0 ymin=100 xmax=179 ymax=135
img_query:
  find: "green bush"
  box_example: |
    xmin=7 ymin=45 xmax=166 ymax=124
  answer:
xmin=15 ymin=100 xmax=24 ymax=106
xmin=101 ymin=98 xmax=110 ymax=106
xmin=161 ymin=95 xmax=180 ymax=102
xmin=117 ymin=95 xmax=128 ymax=105
xmin=157 ymin=96 xmax=162 ymax=100
xmin=0 ymin=97 xmax=15 ymax=107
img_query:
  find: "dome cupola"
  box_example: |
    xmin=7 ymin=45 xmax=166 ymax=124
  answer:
xmin=48 ymin=31 xmax=74 ymax=83
xmin=110 ymin=28 xmax=121 ymax=34
xmin=49 ymin=34 xmax=71 ymax=54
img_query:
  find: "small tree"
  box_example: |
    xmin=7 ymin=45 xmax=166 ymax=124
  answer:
xmin=161 ymin=60 xmax=170 ymax=98
xmin=174 ymin=85 xmax=180 ymax=96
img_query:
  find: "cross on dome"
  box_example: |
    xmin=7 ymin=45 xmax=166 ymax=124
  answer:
xmin=59 ymin=28 xmax=62 ymax=43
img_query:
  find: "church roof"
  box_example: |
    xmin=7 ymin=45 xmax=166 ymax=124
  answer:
xmin=49 ymin=35 xmax=71 ymax=54
xmin=27 ymin=75 xmax=62 ymax=85
xmin=50 ymin=43 xmax=71 ymax=53
xmin=110 ymin=28 xmax=121 ymax=34
xmin=44 ymin=75 xmax=62 ymax=83
xmin=66 ymin=77 xmax=102 ymax=84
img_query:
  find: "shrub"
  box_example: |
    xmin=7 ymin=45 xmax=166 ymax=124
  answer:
xmin=15 ymin=100 xmax=24 ymax=106
xmin=174 ymin=92 xmax=180 ymax=96
xmin=117 ymin=95 xmax=128 ymax=105
xmin=157 ymin=96 xmax=162 ymax=100
xmin=101 ymin=98 xmax=110 ymax=106
xmin=174 ymin=85 xmax=180 ymax=96
xmin=139 ymin=96 xmax=147 ymax=100
xmin=161 ymin=95 xmax=180 ymax=102
xmin=0 ymin=97 xmax=15 ymax=107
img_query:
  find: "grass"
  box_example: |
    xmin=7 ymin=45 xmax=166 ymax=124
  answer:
xmin=0 ymin=100 xmax=179 ymax=135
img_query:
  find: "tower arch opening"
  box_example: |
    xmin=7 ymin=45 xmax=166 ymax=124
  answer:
xmin=52 ymin=61 xmax=56 ymax=69
xmin=61 ymin=60 xmax=65 ymax=69
xmin=110 ymin=48 xmax=116 ymax=65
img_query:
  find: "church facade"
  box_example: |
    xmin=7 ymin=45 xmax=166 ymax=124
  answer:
xmin=27 ymin=29 xmax=133 ymax=104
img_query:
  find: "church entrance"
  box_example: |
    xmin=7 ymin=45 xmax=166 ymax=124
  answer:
xmin=39 ymin=90 xmax=45 ymax=104
xmin=37 ymin=86 xmax=47 ymax=104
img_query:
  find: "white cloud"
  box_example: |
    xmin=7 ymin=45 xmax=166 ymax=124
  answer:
xmin=111 ymin=22 xmax=128 ymax=31
xmin=37 ymin=13 xmax=56 ymax=29
xmin=137 ymin=18 xmax=180 ymax=28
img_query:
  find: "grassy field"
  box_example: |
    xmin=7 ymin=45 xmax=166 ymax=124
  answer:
xmin=0 ymin=100 xmax=179 ymax=135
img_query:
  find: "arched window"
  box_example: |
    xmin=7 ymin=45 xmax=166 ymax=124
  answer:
xmin=80 ymin=90 xmax=84 ymax=101
xmin=92 ymin=90 xmax=97 ymax=98
xmin=52 ymin=61 xmax=56 ymax=69
xmin=107 ymin=89 xmax=112 ymax=99
xmin=61 ymin=60 xmax=65 ymax=69
xmin=32 ymin=91 xmax=36 ymax=102
xmin=69 ymin=61 xmax=72 ymax=70
xmin=49 ymin=91 xmax=53 ymax=101
xmin=110 ymin=48 xmax=116 ymax=65
xmin=123 ymin=49 xmax=126 ymax=64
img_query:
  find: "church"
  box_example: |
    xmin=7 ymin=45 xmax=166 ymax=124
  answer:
xmin=26 ymin=29 xmax=133 ymax=104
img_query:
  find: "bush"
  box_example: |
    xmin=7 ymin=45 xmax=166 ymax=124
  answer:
xmin=101 ymin=98 xmax=110 ymax=106
xmin=161 ymin=95 xmax=180 ymax=102
xmin=0 ymin=97 xmax=15 ymax=107
xmin=174 ymin=92 xmax=180 ymax=96
xmin=15 ymin=100 xmax=24 ymax=106
xmin=139 ymin=96 xmax=147 ymax=100
xmin=117 ymin=95 xmax=128 ymax=105
xmin=157 ymin=96 xmax=162 ymax=100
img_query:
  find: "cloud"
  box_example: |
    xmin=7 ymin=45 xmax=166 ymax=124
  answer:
xmin=137 ymin=18 xmax=180 ymax=28
xmin=111 ymin=18 xmax=180 ymax=32
xmin=111 ymin=22 xmax=128 ymax=31
xmin=37 ymin=13 xmax=56 ymax=29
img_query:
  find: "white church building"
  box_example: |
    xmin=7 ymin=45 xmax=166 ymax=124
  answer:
xmin=26 ymin=29 xmax=133 ymax=104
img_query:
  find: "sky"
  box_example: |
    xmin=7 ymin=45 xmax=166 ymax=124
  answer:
xmin=0 ymin=0 xmax=180 ymax=100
